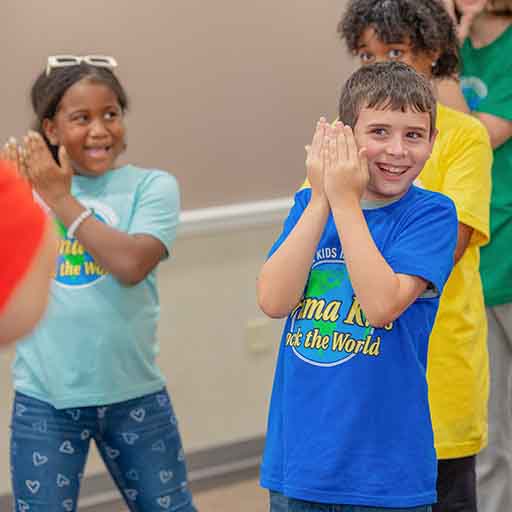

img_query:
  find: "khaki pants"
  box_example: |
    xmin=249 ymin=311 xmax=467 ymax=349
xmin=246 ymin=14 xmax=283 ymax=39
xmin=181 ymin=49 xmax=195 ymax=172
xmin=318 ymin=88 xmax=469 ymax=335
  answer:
xmin=477 ymin=304 xmax=512 ymax=512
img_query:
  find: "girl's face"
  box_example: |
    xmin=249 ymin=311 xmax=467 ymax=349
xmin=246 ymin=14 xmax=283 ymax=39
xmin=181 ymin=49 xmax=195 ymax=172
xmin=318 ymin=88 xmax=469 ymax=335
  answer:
xmin=43 ymin=79 xmax=126 ymax=176
xmin=355 ymin=28 xmax=439 ymax=79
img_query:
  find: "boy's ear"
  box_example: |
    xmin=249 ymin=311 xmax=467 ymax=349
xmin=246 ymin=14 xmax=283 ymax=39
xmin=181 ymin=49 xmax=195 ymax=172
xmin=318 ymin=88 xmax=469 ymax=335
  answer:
xmin=429 ymin=128 xmax=439 ymax=152
xmin=42 ymin=119 xmax=59 ymax=146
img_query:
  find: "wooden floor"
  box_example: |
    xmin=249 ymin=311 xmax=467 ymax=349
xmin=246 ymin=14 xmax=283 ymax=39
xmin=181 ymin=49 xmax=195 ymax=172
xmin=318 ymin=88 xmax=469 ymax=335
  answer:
xmin=194 ymin=477 xmax=267 ymax=512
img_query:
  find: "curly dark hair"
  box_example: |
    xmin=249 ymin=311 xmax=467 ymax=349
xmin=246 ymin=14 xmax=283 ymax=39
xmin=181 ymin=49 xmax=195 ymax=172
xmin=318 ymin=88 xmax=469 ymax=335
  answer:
xmin=30 ymin=63 xmax=129 ymax=163
xmin=338 ymin=0 xmax=460 ymax=78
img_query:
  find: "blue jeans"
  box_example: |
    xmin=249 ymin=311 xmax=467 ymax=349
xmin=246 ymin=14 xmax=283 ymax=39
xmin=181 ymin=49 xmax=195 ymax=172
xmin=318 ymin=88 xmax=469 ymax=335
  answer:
xmin=10 ymin=389 xmax=196 ymax=512
xmin=269 ymin=491 xmax=432 ymax=512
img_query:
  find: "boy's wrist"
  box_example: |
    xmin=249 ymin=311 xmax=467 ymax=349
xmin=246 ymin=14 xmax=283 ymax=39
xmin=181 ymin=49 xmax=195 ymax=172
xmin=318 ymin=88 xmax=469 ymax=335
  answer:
xmin=331 ymin=196 xmax=361 ymax=219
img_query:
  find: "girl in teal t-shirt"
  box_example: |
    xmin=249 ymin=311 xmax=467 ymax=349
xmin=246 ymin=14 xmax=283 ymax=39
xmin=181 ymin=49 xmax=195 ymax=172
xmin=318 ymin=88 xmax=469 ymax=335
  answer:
xmin=4 ymin=56 xmax=197 ymax=512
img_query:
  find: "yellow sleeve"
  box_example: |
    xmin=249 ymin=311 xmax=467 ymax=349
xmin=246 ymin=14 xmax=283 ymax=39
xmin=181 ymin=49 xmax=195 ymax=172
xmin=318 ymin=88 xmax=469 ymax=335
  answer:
xmin=437 ymin=119 xmax=492 ymax=247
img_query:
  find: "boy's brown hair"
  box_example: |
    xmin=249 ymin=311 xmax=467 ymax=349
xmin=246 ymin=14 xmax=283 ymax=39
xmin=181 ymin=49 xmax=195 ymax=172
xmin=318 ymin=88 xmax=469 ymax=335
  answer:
xmin=339 ymin=61 xmax=437 ymax=136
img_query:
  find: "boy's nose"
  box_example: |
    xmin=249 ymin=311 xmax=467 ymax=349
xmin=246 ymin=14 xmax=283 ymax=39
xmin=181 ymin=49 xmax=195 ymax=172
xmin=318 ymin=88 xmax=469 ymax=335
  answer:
xmin=386 ymin=135 xmax=407 ymax=156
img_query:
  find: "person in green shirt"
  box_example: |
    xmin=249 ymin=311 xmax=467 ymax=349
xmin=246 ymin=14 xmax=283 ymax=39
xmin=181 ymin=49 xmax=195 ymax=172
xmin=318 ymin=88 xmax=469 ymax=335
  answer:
xmin=439 ymin=1 xmax=512 ymax=511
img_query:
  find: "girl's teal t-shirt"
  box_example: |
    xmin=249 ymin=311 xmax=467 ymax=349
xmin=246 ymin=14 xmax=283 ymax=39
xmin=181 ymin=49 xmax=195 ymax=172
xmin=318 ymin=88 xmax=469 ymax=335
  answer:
xmin=13 ymin=165 xmax=180 ymax=409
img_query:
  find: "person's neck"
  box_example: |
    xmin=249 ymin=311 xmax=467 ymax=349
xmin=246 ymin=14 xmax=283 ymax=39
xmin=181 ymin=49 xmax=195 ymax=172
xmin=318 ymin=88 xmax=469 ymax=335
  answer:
xmin=469 ymin=12 xmax=511 ymax=48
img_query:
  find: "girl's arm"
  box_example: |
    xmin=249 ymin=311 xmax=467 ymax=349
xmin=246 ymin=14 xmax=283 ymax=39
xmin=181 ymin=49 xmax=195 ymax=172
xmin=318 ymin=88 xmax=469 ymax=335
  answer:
xmin=437 ymin=79 xmax=512 ymax=149
xmin=51 ymin=195 xmax=166 ymax=286
xmin=22 ymin=132 xmax=166 ymax=286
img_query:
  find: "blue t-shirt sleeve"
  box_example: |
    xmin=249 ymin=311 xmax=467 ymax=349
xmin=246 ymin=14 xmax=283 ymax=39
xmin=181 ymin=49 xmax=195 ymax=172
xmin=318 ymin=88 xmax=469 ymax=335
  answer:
xmin=385 ymin=195 xmax=458 ymax=295
xmin=268 ymin=189 xmax=309 ymax=259
xmin=128 ymin=170 xmax=180 ymax=254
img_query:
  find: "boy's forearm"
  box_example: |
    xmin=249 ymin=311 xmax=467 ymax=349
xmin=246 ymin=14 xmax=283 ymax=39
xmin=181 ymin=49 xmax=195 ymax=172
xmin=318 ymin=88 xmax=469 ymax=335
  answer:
xmin=332 ymin=200 xmax=410 ymax=327
xmin=258 ymin=196 xmax=329 ymax=318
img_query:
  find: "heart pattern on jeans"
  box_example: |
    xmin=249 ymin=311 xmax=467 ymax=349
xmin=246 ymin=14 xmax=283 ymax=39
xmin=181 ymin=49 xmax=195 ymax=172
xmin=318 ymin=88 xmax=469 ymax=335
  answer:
xmin=62 ymin=499 xmax=74 ymax=512
xmin=152 ymin=440 xmax=166 ymax=453
xmin=122 ymin=433 xmax=139 ymax=445
xmin=157 ymin=496 xmax=172 ymax=509
xmin=129 ymin=408 xmax=146 ymax=423
xmin=25 ymin=480 xmax=40 ymax=494
xmin=159 ymin=470 xmax=174 ymax=483
xmin=17 ymin=499 xmax=30 ymax=512
xmin=57 ymin=474 xmax=70 ymax=487
xmin=32 ymin=452 xmax=48 ymax=467
xmin=126 ymin=469 xmax=139 ymax=480
xmin=105 ymin=446 xmax=120 ymax=459
xmin=124 ymin=489 xmax=138 ymax=501
xmin=59 ymin=441 xmax=74 ymax=455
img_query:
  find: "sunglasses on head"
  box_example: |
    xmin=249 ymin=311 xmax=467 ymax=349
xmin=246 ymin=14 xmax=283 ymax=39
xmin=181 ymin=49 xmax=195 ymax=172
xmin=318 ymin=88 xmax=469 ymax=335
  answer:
xmin=46 ymin=55 xmax=118 ymax=76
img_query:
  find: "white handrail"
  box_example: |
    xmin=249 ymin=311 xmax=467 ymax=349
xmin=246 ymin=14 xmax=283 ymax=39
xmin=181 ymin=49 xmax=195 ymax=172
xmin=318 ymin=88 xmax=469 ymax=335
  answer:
xmin=178 ymin=197 xmax=292 ymax=238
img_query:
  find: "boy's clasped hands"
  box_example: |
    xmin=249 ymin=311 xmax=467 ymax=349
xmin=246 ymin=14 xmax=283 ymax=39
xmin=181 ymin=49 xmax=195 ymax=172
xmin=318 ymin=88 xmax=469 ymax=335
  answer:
xmin=305 ymin=118 xmax=369 ymax=209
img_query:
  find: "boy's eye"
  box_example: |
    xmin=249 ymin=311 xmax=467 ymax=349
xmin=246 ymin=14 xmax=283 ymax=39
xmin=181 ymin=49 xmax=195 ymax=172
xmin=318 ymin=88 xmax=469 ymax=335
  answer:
xmin=407 ymin=131 xmax=423 ymax=140
xmin=388 ymin=49 xmax=403 ymax=59
xmin=105 ymin=111 xmax=119 ymax=120
xmin=358 ymin=51 xmax=374 ymax=63
xmin=371 ymin=128 xmax=387 ymax=136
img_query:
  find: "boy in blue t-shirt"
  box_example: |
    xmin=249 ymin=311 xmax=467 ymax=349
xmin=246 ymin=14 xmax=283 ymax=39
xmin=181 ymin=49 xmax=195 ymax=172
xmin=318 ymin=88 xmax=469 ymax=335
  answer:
xmin=257 ymin=61 xmax=458 ymax=511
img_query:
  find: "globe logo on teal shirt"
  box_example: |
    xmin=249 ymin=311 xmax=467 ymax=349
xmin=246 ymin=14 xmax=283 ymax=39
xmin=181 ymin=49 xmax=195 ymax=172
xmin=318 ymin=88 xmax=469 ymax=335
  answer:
xmin=54 ymin=210 xmax=109 ymax=288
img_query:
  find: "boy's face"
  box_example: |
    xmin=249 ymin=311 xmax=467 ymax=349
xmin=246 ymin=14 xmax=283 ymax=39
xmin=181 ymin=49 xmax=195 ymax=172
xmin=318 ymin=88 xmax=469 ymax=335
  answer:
xmin=353 ymin=106 xmax=436 ymax=202
xmin=356 ymin=28 xmax=438 ymax=79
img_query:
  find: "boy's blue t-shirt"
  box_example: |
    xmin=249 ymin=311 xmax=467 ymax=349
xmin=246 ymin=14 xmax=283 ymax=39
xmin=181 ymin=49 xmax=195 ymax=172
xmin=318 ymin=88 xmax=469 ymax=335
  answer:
xmin=260 ymin=185 xmax=458 ymax=508
xmin=13 ymin=165 xmax=179 ymax=409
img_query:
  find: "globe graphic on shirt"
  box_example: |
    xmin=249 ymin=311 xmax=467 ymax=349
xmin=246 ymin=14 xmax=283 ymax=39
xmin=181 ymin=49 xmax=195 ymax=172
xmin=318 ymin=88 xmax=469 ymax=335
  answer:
xmin=53 ymin=210 xmax=109 ymax=288
xmin=289 ymin=260 xmax=374 ymax=367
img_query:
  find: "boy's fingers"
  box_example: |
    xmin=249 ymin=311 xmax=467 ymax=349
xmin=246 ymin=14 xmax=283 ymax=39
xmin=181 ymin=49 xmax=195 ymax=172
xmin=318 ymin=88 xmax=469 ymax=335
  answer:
xmin=344 ymin=125 xmax=358 ymax=163
xmin=359 ymin=147 xmax=369 ymax=176
xmin=328 ymin=133 xmax=337 ymax=166
xmin=311 ymin=118 xmax=326 ymax=155
xmin=338 ymin=126 xmax=348 ymax=162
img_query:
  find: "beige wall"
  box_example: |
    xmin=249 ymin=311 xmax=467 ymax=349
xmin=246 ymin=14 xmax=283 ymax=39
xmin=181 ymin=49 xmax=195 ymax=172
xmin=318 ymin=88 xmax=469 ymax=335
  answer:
xmin=1 ymin=0 xmax=355 ymax=209
xmin=0 ymin=0 xmax=356 ymax=497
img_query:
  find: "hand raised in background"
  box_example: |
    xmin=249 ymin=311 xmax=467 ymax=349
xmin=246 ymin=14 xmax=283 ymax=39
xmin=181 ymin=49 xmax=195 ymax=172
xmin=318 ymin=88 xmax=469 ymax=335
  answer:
xmin=1 ymin=137 xmax=29 ymax=181
xmin=21 ymin=131 xmax=73 ymax=210
xmin=324 ymin=122 xmax=368 ymax=208
xmin=441 ymin=0 xmax=487 ymax=44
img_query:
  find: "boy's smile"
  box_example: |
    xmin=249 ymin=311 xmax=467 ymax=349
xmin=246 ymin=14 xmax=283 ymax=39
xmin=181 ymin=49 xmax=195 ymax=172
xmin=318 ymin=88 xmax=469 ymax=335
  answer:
xmin=354 ymin=106 xmax=436 ymax=201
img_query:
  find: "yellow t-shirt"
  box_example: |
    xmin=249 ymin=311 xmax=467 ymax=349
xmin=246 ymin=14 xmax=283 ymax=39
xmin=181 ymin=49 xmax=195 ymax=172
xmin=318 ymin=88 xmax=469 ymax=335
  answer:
xmin=420 ymin=104 xmax=492 ymax=459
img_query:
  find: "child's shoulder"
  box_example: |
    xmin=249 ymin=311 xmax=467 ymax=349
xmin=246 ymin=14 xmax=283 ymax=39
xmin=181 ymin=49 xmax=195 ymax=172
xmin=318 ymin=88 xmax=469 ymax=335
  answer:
xmin=437 ymin=103 xmax=489 ymax=142
xmin=401 ymin=186 xmax=456 ymax=219
xmin=111 ymin=165 xmax=178 ymax=188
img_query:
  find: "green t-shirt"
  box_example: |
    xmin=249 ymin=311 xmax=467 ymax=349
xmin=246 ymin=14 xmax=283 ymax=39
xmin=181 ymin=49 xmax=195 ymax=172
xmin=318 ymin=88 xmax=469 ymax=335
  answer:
xmin=460 ymin=25 xmax=512 ymax=306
